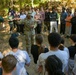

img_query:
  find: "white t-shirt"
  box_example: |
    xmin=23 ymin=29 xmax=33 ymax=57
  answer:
xmin=73 ymin=54 xmax=76 ymax=75
xmin=6 ymin=49 xmax=30 ymax=75
xmin=0 ymin=52 xmax=3 ymax=59
xmin=37 ymin=49 xmax=69 ymax=73
xmin=64 ymin=47 xmax=69 ymax=55
xmin=20 ymin=14 xmax=26 ymax=19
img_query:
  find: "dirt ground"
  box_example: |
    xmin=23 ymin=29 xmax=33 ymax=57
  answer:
xmin=0 ymin=22 xmax=71 ymax=75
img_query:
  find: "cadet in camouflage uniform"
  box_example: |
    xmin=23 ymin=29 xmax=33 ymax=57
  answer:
xmin=21 ymin=14 xmax=35 ymax=54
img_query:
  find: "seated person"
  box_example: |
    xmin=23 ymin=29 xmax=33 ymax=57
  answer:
xmin=31 ymin=34 xmax=49 ymax=64
xmin=2 ymin=55 xmax=17 ymax=75
xmin=45 ymin=55 xmax=65 ymax=75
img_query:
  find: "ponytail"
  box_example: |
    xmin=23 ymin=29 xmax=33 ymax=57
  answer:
xmin=58 ymin=44 xmax=64 ymax=50
xmin=38 ymin=45 xmax=44 ymax=55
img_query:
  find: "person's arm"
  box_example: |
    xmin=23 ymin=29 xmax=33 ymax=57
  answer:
xmin=73 ymin=54 xmax=76 ymax=75
xmin=37 ymin=53 xmax=45 ymax=73
xmin=25 ymin=51 xmax=31 ymax=66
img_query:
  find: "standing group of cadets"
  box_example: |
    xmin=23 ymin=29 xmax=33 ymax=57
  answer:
xmin=0 ymin=6 xmax=76 ymax=75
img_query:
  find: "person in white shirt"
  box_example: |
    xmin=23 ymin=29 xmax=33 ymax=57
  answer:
xmin=73 ymin=54 xmax=76 ymax=75
xmin=37 ymin=32 xmax=69 ymax=75
xmin=0 ymin=52 xmax=3 ymax=60
xmin=7 ymin=37 xmax=31 ymax=75
xmin=19 ymin=11 xmax=26 ymax=34
xmin=45 ymin=55 xmax=65 ymax=75
xmin=20 ymin=12 xmax=26 ymax=19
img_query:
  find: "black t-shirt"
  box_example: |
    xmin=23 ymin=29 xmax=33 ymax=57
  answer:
xmin=68 ymin=45 xmax=76 ymax=59
xmin=44 ymin=12 xmax=50 ymax=21
xmin=71 ymin=17 xmax=76 ymax=25
xmin=49 ymin=12 xmax=58 ymax=21
xmin=31 ymin=45 xmax=49 ymax=64
xmin=0 ymin=68 xmax=2 ymax=75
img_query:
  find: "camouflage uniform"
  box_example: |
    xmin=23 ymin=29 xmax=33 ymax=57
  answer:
xmin=22 ymin=18 xmax=35 ymax=54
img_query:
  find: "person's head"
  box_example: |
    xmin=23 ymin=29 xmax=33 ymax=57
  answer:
xmin=48 ymin=32 xmax=61 ymax=48
xmin=2 ymin=55 xmax=17 ymax=74
xmin=26 ymin=14 xmax=31 ymax=19
xmin=35 ymin=34 xmax=44 ymax=55
xmin=67 ymin=11 xmax=71 ymax=16
xmin=35 ymin=34 xmax=43 ymax=45
xmin=45 ymin=55 xmax=64 ymax=75
xmin=62 ymin=7 xmax=65 ymax=12
xmin=45 ymin=8 xmax=49 ymax=12
xmin=52 ymin=6 xmax=56 ymax=12
xmin=36 ymin=9 xmax=39 ymax=14
xmin=69 ymin=34 xmax=76 ymax=45
xmin=8 ymin=12 xmax=11 ymax=16
xmin=40 ymin=7 xmax=44 ymax=11
xmin=21 ymin=11 xmax=25 ymax=15
xmin=9 ymin=37 xmax=19 ymax=49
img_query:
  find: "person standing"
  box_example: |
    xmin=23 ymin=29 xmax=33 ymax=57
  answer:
xmin=37 ymin=32 xmax=69 ymax=75
xmin=19 ymin=11 xmax=26 ymax=34
xmin=35 ymin=9 xmax=42 ymax=34
xmin=49 ymin=7 xmax=58 ymax=33
xmin=45 ymin=55 xmax=65 ymax=75
xmin=2 ymin=55 xmax=17 ymax=75
xmin=65 ymin=11 xmax=72 ymax=37
xmin=31 ymin=34 xmax=48 ymax=64
xmin=21 ymin=14 xmax=35 ymax=54
xmin=7 ymin=37 xmax=31 ymax=75
xmin=39 ymin=7 xmax=45 ymax=33
xmin=44 ymin=8 xmax=50 ymax=32
xmin=68 ymin=34 xmax=76 ymax=75
xmin=60 ymin=7 xmax=67 ymax=35
xmin=8 ymin=12 xmax=14 ymax=34
xmin=71 ymin=11 xmax=76 ymax=34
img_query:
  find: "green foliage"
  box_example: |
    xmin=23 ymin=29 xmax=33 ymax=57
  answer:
xmin=34 ymin=0 xmax=40 ymax=4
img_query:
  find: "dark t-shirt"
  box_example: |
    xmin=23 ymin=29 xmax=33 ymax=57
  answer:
xmin=0 ymin=68 xmax=2 ymax=75
xmin=44 ymin=11 xmax=50 ymax=21
xmin=31 ymin=45 xmax=49 ymax=64
xmin=49 ymin=12 xmax=58 ymax=21
xmin=68 ymin=45 xmax=76 ymax=59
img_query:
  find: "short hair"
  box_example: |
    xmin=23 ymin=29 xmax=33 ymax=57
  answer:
xmin=62 ymin=7 xmax=65 ymax=10
xmin=35 ymin=34 xmax=43 ymax=45
xmin=48 ymin=32 xmax=61 ymax=47
xmin=45 ymin=55 xmax=64 ymax=75
xmin=9 ymin=37 xmax=19 ymax=49
xmin=2 ymin=55 xmax=17 ymax=73
xmin=70 ymin=34 xmax=76 ymax=42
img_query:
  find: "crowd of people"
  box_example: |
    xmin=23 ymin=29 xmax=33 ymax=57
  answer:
xmin=7 ymin=6 xmax=76 ymax=35
xmin=0 ymin=5 xmax=76 ymax=75
xmin=0 ymin=33 xmax=76 ymax=75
